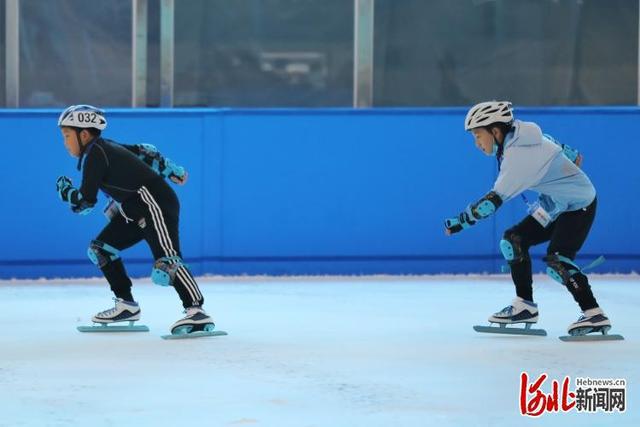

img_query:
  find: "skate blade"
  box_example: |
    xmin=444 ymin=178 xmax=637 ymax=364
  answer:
xmin=170 ymin=322 xmax=215 ymax=335
xmin=560 ymin=326 xmax=624 ymax=342
xmin=78 ymin=321 xmax=149 ymax=333
xmin=559 ymin=334 xmax=624 ymax=342
xmin=474 ymin=324 xmax=547 ymax=336
xmin=568 ymin=325 xmax=611 ymax=336
xmin=161 ymin=330 xmax=228 ymax=340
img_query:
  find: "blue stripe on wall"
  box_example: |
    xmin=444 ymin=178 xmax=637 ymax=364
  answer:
xmin=1 ymin=108 xmax=639 ymax=278
xmin=1 ymin=253 xmax=637 ymax=266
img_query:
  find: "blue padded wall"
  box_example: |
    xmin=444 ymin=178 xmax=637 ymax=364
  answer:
xmin=0 ymin=108 xmax=637 ymax=278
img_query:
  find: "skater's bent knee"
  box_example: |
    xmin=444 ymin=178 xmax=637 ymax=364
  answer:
xmin=87 ymin=240 xmax=120 ymax=268
xmin=151 ymin=256 xmax=187 ymax=287
xmin=544 ymin=253 xmax=583 ymax=286
xmin=500 ymin=232 xmax=525 ymax=263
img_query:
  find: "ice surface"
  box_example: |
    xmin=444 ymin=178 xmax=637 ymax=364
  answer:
xmin=0 ymin=275 xmax=638 ymax=426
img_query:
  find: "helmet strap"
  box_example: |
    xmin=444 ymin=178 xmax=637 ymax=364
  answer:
xmin=75 ymin=129 xmax=98 ymax=171
xmin=488 ymin=126 xmax=503 ymax=157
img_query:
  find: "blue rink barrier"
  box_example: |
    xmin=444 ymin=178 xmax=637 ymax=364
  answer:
xmin=0 ymin=107 xmax=638 ymax=278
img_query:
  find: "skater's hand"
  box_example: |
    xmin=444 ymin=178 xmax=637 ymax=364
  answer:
xmin=444 ymin=212 xmax=475 ymax=235
xmin=56 ymin=176 xmax=73 ymax=201
xmin=444 ymin=217 xmax=462 ymax=235
xmin=134 ymin=144 xmax=188 ymax=184
xmin=161 ymin=158 xmax=187 ymax=185
xmin=170 ymin=171 xmax=188 ymax=185
xmin=560 ymin=144 xmax=581 ymax=165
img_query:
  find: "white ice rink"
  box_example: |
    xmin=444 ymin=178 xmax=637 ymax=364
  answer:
xmin=0 ymin=275 xmax=638 ymax=427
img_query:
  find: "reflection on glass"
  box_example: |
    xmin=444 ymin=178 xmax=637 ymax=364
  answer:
xmin=174 ymin=0 xmax=353 ymax=107
xmin=374 ymin=0 xmax=637 ymax=106
xmin=144 ymin=0 xmax=161 ymax=107
xmin=20 ymin=0 xmax=132 ymax=107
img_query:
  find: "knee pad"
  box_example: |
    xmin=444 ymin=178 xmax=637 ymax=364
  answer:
xmin=500 ymin=232 xmax=524 ymax=264
xmin=87 ymin=240 xmax=120 ymax=268
xmin=151 ymin=256 xmax=187 ymax=287
xmin=544 ymin=253 xmax=581 ymax=287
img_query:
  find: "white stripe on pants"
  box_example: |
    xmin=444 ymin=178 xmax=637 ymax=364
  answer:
xmin=138 ymin=187 xmax=202 ymax=302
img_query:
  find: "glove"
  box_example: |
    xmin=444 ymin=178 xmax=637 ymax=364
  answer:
xmin=56 ymin=175 xmax=94 ymax=215
xmin=561 ymin=144 xmax=580 ymax=164
xmin=56 ymin=176 xmax=73 ymax=201
xmin=161 ymin=158 xmax=187 ymax=184
xmin=71 ymin=203 xmax=94 ymax=215
xmin=544 ymin=133 xmax=581 ymax=165
xmin=444 ymin=209 xmax=476 ymax=235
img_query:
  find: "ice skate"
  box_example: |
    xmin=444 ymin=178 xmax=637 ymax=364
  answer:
xmin=77 ymin=298 xmax=149 ymax=332
xmin=559 ymin=308 xmax=623 ymax=342
xmin=162 ymin=306 xmax=227 ymax=340
xmin=488 ymin=297 xmax=539 ymax=324
xmin=474 ymin=297 xmax=546 ymax=336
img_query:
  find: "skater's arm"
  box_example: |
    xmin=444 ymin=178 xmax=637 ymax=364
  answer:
xmin=543 ymin=133 xmax=583 ymax=167
xmin=124 ymin=143 xmax=188 ymax=185
xmin=79 ymin=144 xmax=108 ymax=206
xmin=57 ymin=145 xmax=108 ymax=215
xmin=444 ymin=191 xmax=503 ymax=235
xmin=122 ymin=143 xmax=159 ymax=169
xmin=56 ymin=175 xmax=96 ymax=215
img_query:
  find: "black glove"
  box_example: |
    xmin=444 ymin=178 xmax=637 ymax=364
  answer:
xmin=444 ymin=211 xmax=476 ymax=235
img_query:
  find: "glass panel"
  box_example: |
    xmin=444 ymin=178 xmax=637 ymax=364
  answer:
xmin=19 ymin=0 xmax=132 ymax=107
xmin=0 ymin=0 xmax=6 ymax=107
xmin=145 ymin=0 xmax=161 ymax=107
xmin=374 ymin=0 xmax=638 ymax=106
xmin=174 ymin=0 xmax=353 ymax=107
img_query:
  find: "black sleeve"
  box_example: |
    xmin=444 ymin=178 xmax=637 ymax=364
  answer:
xmin=78 ymin=145 xmax=109 ymax=205
xmin=122 ymin=144 xmax=142 ymax=156
xmin=121 ymin=143 xmax=165 ymax=172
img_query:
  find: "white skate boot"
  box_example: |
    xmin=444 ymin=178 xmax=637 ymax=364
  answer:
xmin=488 ymin=297 xmax=539 ymax=324
xmin=560 ymin=307 xmax=624 ymax=341
xmin=92 ymin=298 xmax=141 ymax=324
xmin=77 ymin=298 xmax=149 ymax=333
xmin=567 ymin=307 xmax=611 ymax=336
xmin=170 ymin=306 xmax=215 ymax=335
xmin=474 ymin=297 xmax=546 ymax=336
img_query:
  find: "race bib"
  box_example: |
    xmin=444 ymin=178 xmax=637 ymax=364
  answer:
xmin=528 ymin=201 xmax=552 ymax=228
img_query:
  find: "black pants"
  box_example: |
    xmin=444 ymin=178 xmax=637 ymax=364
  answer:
xmin=95 ymin=181 xmax=204 ymax=308
xmin=504 ymin=198 xmax=598 ymax=311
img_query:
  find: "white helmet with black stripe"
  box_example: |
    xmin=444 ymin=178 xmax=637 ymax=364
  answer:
xmin=58 ymin=104 xmax=107 ymax=131
xmin=464 ymin=101 xmax=513 ymax=131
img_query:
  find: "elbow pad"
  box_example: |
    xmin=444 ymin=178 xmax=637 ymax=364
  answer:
xmin=468 ymin=191 xmax=503 ymax=220
xmin=136 ymin=143 xmax=163 ymax=173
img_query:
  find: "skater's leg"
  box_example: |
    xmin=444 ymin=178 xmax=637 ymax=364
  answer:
xmin=137 ymin=186 xmax=204 ymax=308
xmin=92 ymin=214 xmax=144 ymax=302
xmin=501 ymin=215 xmax=554 ymax=302
xmin=545 ymin=198 xmax=599 ymax=311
